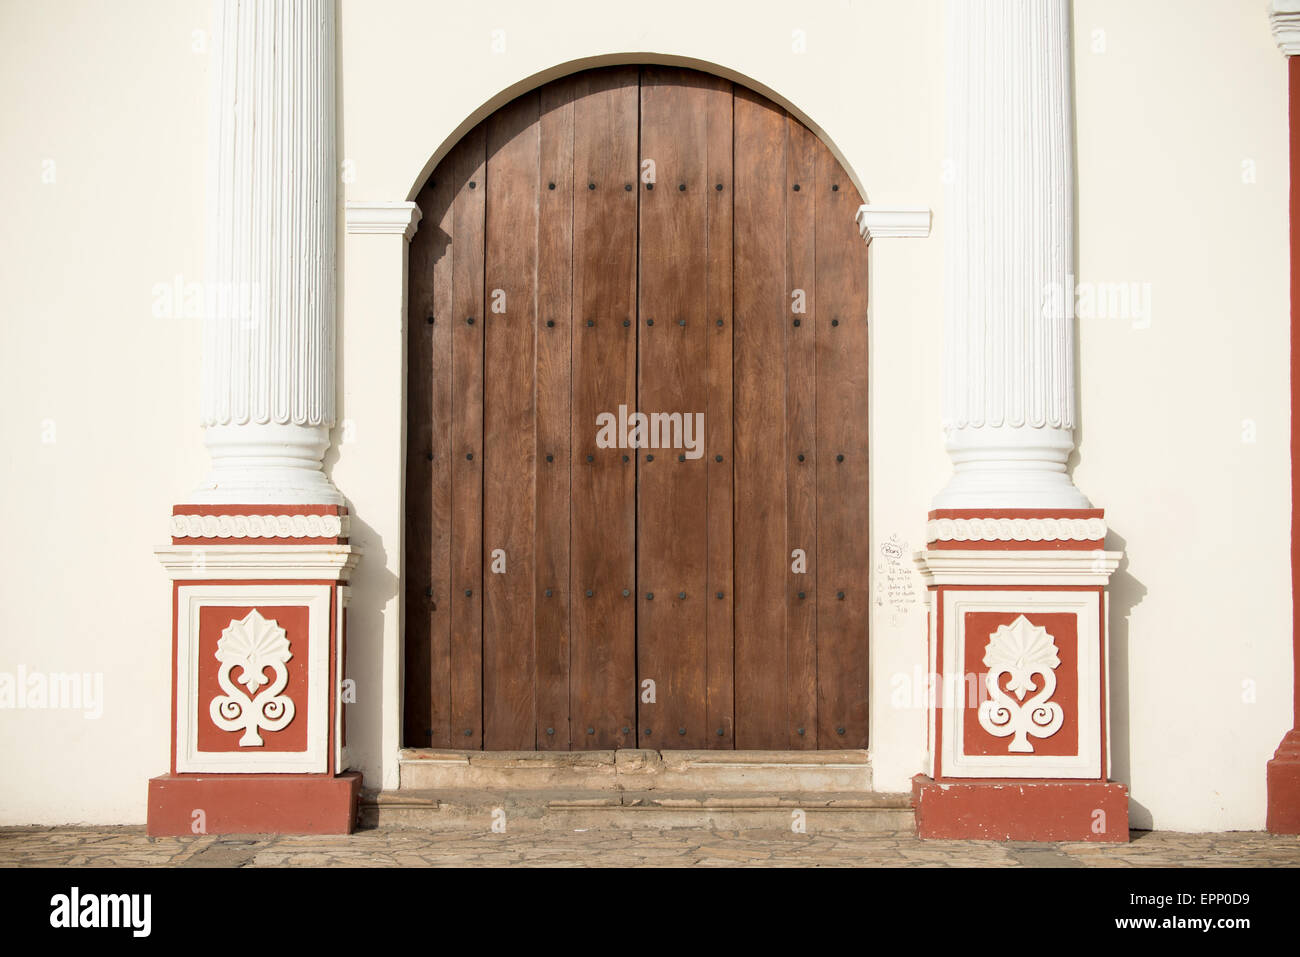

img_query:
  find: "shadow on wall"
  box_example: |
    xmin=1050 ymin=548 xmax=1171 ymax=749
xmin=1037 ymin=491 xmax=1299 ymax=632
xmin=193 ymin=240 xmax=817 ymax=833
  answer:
xmin=1104 ymin=528 xmax=1150 ymax=829
xmin=333 ymin=509 xmax=396 ymax=786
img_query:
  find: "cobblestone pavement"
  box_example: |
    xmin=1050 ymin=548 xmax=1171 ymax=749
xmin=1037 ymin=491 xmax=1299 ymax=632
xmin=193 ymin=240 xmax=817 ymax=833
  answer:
xmin=1 ymin=826 xmax=1299 ymax=867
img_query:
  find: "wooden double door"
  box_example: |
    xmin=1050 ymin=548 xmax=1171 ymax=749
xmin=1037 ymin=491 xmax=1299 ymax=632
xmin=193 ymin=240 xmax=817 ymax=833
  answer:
xmin=404 ymin=66 xmax=869 ymax=752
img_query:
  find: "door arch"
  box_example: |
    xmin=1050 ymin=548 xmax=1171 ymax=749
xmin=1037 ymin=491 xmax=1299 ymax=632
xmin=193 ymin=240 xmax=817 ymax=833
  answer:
xmin=404 ymin=65 xmax=869 ymax=751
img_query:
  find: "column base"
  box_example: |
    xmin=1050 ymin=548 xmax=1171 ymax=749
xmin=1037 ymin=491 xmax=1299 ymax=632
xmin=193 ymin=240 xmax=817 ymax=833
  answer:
xmin=1267 ymin=730 xmax=1300 ymax=833
xmin=912 ymin=774 xmax=1129 ymax=842
xmin=147 ymin=772 xmax=362 ymax=836
xmin=934 ymin=425 xmax=1092 ymax=510
xmin=191 ymin=423 xmax=344 ymax=506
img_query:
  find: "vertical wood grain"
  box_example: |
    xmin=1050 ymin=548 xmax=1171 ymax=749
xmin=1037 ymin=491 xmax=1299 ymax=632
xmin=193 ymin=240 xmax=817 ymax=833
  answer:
xmin=448 ymin=125 xmax=487 ymax=749
xmin=732 ymin=88 xmax=789 ymax=749
xmin=534 ymin=79 xmax=576 ymax=750
xmin=569 ymin=67 xmax=639 ymax=749
xmin=483 ymin=93 xmax=540 ymax=749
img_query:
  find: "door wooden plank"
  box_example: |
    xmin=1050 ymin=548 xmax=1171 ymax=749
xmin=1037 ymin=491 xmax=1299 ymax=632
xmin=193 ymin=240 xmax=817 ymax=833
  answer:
xmin=403 ymin=170 xmax=456 ymax=748
xmin=637 ymin=67 xmax=711 ymax=749
xmin=814 ymin=146 xmax=870 ymax=748
xmin=402 ymin=181 xmax=433 ymax=747
xmin=483 ymin=93 xmax=540 ymax=749
xmin=732 ymin=88 xmax=789 ymax=749
xmin=570 ymin=67 xmax=638 ymax=749
xmin=534 ymin=79 xmax=576 ymax=750
xmin=703 ymin=76 xmax=735 ymax=749
xmin=784 ymin=115 xmax=819 ymax=749
xmin=449 ymin=125 xmax=487 ymax=749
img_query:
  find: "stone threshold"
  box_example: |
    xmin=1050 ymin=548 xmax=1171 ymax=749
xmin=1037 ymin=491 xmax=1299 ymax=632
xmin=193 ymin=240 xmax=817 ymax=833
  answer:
xmin=397 ymin=748 xmax=875 ymax=794
xmin=361 ymin=786 xmax=914 ymax=833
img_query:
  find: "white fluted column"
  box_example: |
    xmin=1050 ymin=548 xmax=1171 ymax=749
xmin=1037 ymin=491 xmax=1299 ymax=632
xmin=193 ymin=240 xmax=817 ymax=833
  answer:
xmin=935 ymin=0 xmax=1089 ymax=509
xmin=193 ymin=0 xmax=341 ymax=505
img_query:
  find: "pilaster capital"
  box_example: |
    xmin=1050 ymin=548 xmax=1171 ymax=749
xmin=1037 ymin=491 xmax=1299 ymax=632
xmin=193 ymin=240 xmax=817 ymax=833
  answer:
xmin=1272 ymin=0 xmax=1300 ymax=56
xmin=345 ymin=201 xmax=423 ymax=241
xmin=855 ymin=205 xmax=931 ymax=243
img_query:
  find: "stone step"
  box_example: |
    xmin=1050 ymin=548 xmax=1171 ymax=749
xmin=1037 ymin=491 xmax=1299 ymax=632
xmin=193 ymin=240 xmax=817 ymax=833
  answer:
xmin=361 ymin=788 xmax=915 ymax=833
xmin=398 ymin=748 xmax=873 ymax=793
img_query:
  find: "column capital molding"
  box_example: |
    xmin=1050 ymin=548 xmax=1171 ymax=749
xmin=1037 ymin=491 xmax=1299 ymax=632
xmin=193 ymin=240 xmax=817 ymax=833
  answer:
xmin=345 ymin=201 xmax=423 ymax=240
xmin=855 ymin=205 xmax=932 ymax=243
xmin=1272 ymin=0 xmax=1300 ymax=56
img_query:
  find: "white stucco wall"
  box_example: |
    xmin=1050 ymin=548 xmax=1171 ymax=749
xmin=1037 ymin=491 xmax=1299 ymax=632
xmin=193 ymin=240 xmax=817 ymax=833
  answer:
xmin=0 ymin=0 xmax=1290 ymax=831
xmin=0 ymin=0 xmax=209 ymax=825
xmin=1072 ymin=0 xmax=1293 ymax=830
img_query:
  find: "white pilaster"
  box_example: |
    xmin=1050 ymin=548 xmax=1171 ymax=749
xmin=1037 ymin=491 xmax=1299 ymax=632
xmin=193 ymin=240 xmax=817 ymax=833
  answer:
xmin=935 ymin=0 xmax=1089 ymax=509
xmin=194 ymin=0 xmax=341 ymax=505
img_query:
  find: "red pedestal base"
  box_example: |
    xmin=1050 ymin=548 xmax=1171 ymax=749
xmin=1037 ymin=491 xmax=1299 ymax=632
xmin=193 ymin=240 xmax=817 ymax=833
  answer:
xmin=147 ymin=772 xmax=362 ymax=836
xmin=1267 ymin=730 xmax=1300 ymax=833
xmin=913 ymin=774 xmax=1129 ymax=842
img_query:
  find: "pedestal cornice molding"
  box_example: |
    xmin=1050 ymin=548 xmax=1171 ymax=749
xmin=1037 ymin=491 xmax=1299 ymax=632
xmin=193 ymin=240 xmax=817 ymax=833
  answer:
xmin=855 ymin=205 xmax=932 ymax=243
xmin=913 ymin=549 xmax=1121 ymax=587
xmin=155 ymin=545 xmax=360 ymax=581
xmin=345 ymin=201 xmax=423 ymax=240
xmin=1272 ymin=0 xmax=1300 ymax=56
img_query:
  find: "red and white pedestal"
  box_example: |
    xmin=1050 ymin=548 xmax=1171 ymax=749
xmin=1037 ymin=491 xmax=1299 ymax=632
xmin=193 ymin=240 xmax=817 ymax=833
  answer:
xmin=913 ymin=509 xmax=1128 ymax=842
xmin=149 ymin=506 xmax=360 ymax=835
xmin=1268 ymin=731 xmax=1300 ymax=833
xmin=146 ymin=1 xmax=361 ymax=835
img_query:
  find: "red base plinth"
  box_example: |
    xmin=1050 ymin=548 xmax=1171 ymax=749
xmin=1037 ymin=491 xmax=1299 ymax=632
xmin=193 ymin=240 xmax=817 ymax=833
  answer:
xmin=1267 ymin=730 xmax=1300 ymax=833
xmin=147 ymin=772 xmax=362 ymax=836
xmin=913 ymin=774 xmax=1129 ymax=842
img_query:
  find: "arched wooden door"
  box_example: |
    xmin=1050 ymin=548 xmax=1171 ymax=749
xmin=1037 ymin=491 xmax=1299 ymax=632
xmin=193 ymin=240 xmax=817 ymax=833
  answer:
xmin=404 ymin=66 xmax=868 ymax=752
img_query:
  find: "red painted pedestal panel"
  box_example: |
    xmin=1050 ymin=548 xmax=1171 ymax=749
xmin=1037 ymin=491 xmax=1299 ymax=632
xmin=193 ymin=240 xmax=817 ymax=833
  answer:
xmin=147 ymin=772 xmax=361 ymax=836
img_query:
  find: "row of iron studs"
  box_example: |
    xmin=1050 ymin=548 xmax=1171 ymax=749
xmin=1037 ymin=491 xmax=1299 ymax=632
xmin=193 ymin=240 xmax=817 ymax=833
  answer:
xmin=426 ymin=315 xmax=855 ymax=329
xmin=424 ymin=449 xmax=854 ymax=464
xmin=432 ymin=726 xmax=851 ymax=740
xmin=427 ymin=179 xmax=842 ymax=193
xmin=440 ymin=587 xmax=850 ymax=601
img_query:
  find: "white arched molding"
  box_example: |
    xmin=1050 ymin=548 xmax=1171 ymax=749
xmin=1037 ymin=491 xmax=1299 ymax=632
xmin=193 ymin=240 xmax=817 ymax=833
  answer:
xmin=195 ymin=0 xmax=341 ymax=505
xmin=935 ymin=0 xmax=1089 ymax=509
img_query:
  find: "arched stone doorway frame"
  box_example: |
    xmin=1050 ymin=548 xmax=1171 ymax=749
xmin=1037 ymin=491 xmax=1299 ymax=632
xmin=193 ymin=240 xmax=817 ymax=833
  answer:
xmin=342 ymin=53 xmax=928 ymax=791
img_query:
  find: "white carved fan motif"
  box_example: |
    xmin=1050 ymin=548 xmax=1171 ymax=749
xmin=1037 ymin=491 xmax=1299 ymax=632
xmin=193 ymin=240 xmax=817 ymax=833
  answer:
xmin=977 ymin=615 xmax=1064 ymax=753
xmin=209 ymin=609 xmax=296 ymax=746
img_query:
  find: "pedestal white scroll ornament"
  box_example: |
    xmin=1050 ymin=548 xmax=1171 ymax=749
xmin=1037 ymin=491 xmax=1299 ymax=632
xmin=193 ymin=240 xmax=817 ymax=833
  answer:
xmin=209 ymin=610 xmax=296 ymax=746
xmin=977 ymin=615 xmax=1064 ymax=753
